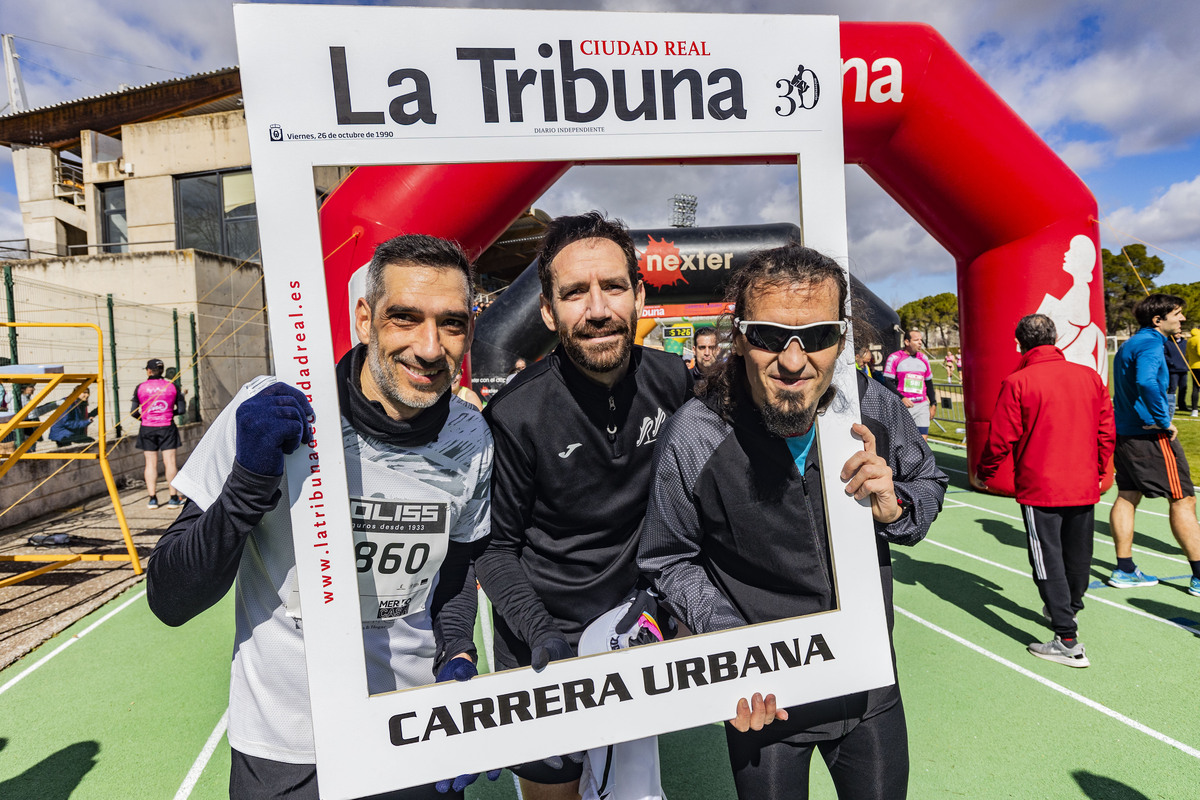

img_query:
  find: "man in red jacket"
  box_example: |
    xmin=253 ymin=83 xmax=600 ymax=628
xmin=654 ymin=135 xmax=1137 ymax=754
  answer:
xmin=977 ymin=314 xmax=1115 ymax=668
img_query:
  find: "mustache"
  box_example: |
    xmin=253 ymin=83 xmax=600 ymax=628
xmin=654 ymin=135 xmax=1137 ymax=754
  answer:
xmin=390 ymin=354 xmax=449 ymax=372
xmin=572 ymin=319 xmax=629 ymax=339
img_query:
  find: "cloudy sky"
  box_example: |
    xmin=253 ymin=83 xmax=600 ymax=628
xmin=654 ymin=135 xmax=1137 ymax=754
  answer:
xmin=1 ymin=0 xmax=1198 ymax=306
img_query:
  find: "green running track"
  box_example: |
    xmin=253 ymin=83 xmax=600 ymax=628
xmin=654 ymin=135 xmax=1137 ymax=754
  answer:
xmin=2 ymin=442 xmax=1196 ymax=798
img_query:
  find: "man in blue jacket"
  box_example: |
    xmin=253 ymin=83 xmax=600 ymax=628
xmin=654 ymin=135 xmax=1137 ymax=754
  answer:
xmin=1109 ymin=293 xmax=1200 ymax=595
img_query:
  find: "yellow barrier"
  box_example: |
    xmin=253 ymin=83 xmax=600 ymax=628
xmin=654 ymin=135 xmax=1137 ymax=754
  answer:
xmin=0 ymin=322 xmax=140 ymax=587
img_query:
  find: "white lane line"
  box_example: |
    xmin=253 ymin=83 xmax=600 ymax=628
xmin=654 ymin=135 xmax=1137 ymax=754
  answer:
xmin=942 ymin=498 xmax=1188 ymax=566
xmin=173 ymin=709 xmax=228 ymax=800
xmin=941 ymin=466 xmax=968 ymax=475
xmin=1097 ymin=499 xmax=1169 ymax=519
xmin=895 ymin=606 xmax=1200 ymax=760
xmin=478 ymin=586 xmax=495 ymax=673
xmin=922 ymin=538 xmax=1200 ymax=636
xmin=0 ymin=589 xmax=146 ymax=698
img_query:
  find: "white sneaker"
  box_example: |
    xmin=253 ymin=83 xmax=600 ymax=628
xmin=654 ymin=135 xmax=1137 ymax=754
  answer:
xmin=1192 ymin=409 xmax=1197 ymax=418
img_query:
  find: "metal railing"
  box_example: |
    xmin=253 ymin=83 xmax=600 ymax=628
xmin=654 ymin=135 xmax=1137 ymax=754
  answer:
xmin=930 ymin=381 xmax=966 ymax=438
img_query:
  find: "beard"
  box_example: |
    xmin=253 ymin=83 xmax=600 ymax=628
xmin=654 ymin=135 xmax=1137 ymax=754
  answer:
xmin=558 ymin=313 xmax=636 ymax=374
xmin=367 ymin=326 xmax=450 ymax=411
xmin=759 ymin=387 xmax=818 ymax=438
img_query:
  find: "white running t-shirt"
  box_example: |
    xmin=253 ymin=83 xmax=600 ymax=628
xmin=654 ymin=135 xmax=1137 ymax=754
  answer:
xmin=172 ymin=375 xmax=492 ymax=763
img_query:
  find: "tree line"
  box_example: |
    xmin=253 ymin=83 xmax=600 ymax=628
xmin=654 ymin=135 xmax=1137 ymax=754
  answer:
xmin=1103 ymin=244 xmax=1200 ymax=335
xmin=896 ymin=292 xmax=959 ymax=347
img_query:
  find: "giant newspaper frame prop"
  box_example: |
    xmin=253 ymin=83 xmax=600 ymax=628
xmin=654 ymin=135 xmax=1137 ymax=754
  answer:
xmin=235 ymin=6 xmax=894 ymax=797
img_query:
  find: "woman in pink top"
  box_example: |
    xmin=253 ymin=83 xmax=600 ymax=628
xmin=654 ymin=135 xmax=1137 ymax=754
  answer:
xmin=132 ymin=358 xmax=186 ymax=509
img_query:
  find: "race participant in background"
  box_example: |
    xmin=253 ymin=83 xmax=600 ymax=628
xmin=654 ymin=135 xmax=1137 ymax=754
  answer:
xmin=976 ymin=314 xmax=1115 ymax=667
xmin=132 ymin=358 xmax=187 ymax=509
xmin=476 ymin=212 xmax=692 ymax=800
xmin=883 ymin=330 xmax=936 ymax=440
xmin=1107 ymin=293 xmax=1200 ymax=595
xmin=639 ymin=243 xmax=946 ymax=800
xmin=147 ymin=235 xmax=496 ymax=799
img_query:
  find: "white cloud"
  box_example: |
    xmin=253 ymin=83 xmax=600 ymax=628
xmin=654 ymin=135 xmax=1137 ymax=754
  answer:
xmin=1105 ymin=174 xmax=1200 ymax=250
xmin=1054 ymin=140 xmax=1112 ymax=175
xmin=3 ymin=0 xmax=1197 ymax=305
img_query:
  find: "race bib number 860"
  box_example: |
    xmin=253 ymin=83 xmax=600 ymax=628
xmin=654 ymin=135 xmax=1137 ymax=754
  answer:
xmin=349 ymin=497 xmax=449 ymax=625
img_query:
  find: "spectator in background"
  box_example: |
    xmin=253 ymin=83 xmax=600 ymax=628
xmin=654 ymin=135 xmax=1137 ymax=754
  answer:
xmin=133 ymin=358 xmax=187 ymax=510
xmin=1164 ymin=331 xmax=1189 ymax=417
xmin=50 ymin=389 xmax=98 ymax=447
xmin=856 ymin=344 xmax=874 ymax=377
xmin=1188 ymin=326 xmax=1200 ymax=418
xmin=691 ymin=326 xmax=720 ymax=382
xmin=505 ymin=357 xmax=527 ymax=384
xmin=883 ymin=330 xmax=936 ymax=440
xmin=1108 ymin=293 xmax=1200 ymax=595
xmin=164 ymin=366 xmax=192 ymax=425
xmin=977 ymin=314 xmax=1114 ymax=668
xmin=14 ymin=384 xmax=40 ymax=451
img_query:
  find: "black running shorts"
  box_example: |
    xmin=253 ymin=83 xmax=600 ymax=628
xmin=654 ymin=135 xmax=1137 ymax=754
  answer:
xmin=136 ymin=424 xmax=180 ymax=452
xmin=1113 ymin=432 xmax=1194 ymax=499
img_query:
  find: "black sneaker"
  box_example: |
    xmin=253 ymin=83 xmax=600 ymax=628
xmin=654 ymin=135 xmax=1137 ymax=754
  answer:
xmin=167 ymin=495 xmax=184 ymax=508
xmin=147 ymin=496 xmax=159 ymax=510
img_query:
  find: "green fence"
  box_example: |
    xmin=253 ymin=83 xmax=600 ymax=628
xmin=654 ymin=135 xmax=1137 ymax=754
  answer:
xmin=1 ymin=265 xmax=198 ymax=441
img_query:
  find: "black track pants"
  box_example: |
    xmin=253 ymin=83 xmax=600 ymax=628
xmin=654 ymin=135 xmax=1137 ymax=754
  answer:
xmin=724 ymin=695 xmax=909 ymax=799
xmin=1020 ymin=504 xmax=1095 ymax=639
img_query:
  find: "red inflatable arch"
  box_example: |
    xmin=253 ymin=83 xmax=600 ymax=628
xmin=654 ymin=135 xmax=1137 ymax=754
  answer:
xmin=320 ymin=22 xmax=1108 ymax=497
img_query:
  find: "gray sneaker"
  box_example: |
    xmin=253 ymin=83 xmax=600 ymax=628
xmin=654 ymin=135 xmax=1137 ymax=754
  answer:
xmin=1028 ymin=636 xmax=1089 ymax=668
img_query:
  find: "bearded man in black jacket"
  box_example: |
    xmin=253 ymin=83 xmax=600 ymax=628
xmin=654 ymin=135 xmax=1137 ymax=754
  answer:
xmin=475 ymin=212 xmax=692 ymax=799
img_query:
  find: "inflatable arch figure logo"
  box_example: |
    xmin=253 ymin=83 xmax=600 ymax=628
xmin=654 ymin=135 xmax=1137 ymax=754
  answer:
xmin=1035 ymin=234 xmax=1107 ymax=381
xmin=319 ymin=22 xmax=1108 ymax=498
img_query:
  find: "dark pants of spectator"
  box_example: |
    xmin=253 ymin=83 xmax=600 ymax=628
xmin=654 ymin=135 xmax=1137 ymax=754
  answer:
xmin=725 ymin=697 xmax=909 ymax=800
xmin=1191 ymin=372 xmax=1200 ymax=410
xmin=1021 ymin=504 xmax=1094 ymax=640
xmin=54 ymin=434 xmax=96 ymax=447
xmin=1168 ymin=374 xmax=1183 ymax=417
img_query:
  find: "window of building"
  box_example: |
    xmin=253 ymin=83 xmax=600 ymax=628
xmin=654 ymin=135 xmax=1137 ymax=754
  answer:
xmin=100 ymin=184 xmax=128 ymax=254
xmin=175 ymin=169 xmax=260 ymax=262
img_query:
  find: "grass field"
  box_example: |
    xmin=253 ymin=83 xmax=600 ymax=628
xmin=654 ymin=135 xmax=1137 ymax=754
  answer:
xmin=2 ymin=441 xmax=1198 ymax=799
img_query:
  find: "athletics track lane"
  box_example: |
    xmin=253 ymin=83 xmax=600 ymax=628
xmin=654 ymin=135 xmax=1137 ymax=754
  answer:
xmin=1 ymin=439 xmax=1197 ymax=798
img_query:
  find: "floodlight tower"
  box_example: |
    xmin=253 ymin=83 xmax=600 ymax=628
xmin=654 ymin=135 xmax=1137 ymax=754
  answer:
xmin=669 ymin=193 xmax=697 ymax=228
xmin=2 ymin=34 xmax=28 ymax=113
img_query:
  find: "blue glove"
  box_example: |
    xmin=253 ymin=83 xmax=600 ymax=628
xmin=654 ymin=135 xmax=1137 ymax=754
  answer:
xmin=434 ymin=657 xmax=502 ymax=794
xmin=234 ymin=383 xmax=313 ymax=476
xmin=530 ymin=635 xmax=573 ymax=672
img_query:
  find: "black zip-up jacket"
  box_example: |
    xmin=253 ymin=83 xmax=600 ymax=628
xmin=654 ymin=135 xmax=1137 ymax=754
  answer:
xmin=638 ymin=371 xmax=947 ymax=739
xmin=475 ymin=344 xmax=692 ymax=668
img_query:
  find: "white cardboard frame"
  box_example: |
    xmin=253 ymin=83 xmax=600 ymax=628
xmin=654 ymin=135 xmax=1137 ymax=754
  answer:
xmin=234 ymin=6 xmax=892 ymax=798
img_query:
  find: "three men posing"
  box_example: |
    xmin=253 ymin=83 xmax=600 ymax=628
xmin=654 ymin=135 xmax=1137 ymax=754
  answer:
xmin=150 ymin=218 xmax=943 ymax=799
